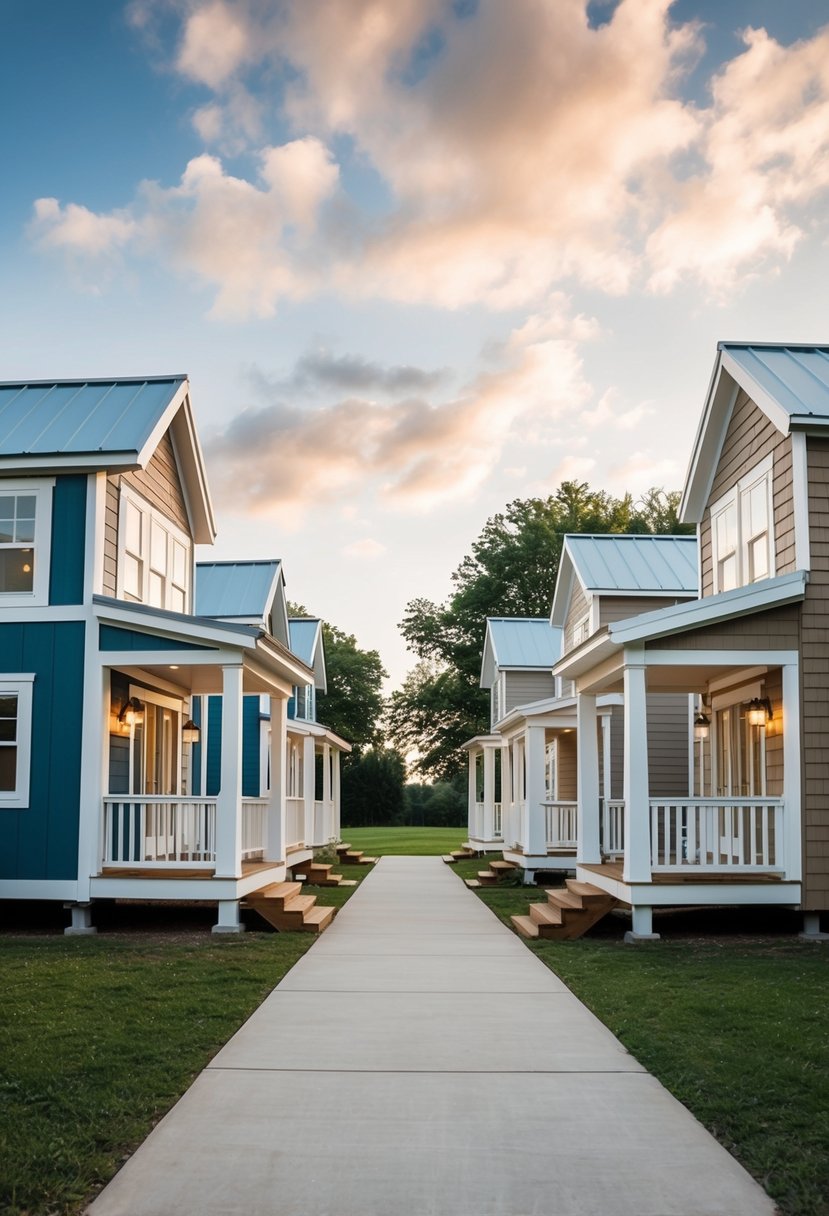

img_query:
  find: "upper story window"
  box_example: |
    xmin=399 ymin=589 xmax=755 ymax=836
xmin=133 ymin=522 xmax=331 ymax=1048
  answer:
xmin=710 ymin=455 xmax=774 ymax=594
xmin=572 ymin=615 xmax=590 ymax=647
xmin=0 ymin=481 xmax=53 ymax=607
xmin=292 ymin=683 xmax=316 ymax=721
xmin=118 ymin=486 xmax=191 ymax=612
xmin=0 ymin=675 xmax=34 ymax=808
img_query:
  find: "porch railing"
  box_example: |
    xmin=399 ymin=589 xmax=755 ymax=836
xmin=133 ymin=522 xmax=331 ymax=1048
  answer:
xmin=286 ymin=797 xmax=305 ymax=848
xmin=650 ymin=798 xmax=784 ymax=871
xmin=241 ymin=798 xmax=267 ymax=860
xmin=602 ymin=799 xmax=626 ymax=858
xmin=493 ymin=802 xmax=502 ymax=838
xmin=103 ymin=797 xmax=217 ymax=867
xmin=471 ymin=800 xmax=503 ymax=841
xmin=313 ymin=799 xmax=338 ymax=846
xmin=543 ymin=801 xmax=577 ymax=849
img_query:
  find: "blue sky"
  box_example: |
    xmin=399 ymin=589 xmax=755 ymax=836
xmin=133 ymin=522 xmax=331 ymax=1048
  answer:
xmin=2 ymin=0 xmax=829 ymax=686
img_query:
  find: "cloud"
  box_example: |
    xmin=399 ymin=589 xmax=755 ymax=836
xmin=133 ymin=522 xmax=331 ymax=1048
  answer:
xmin=175 ymin=0 xmax=256 ymax=88
xmin=261 ymin=349 xmax=451 ymax=395
xmin=204 ymin=321 xmax=592 ymax=519
xmin=29 ymin=198 xmax=137 ymax=255
xmin=342 ymin=537 xmax=386 ymax=559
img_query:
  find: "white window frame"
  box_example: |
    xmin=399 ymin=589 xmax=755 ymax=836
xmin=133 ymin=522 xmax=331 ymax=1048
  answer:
xmin=710 ymin=454 xmax=775 ymax=594
xmin=0 ymin=674 xmax=35 ymax=808
xmin=116 ymin=485 xmax=192 ymax=613
xmin=572 ymin=614 xmax=590 ymax=647
xmin=0 ymin=480 xmax=54 ymax=608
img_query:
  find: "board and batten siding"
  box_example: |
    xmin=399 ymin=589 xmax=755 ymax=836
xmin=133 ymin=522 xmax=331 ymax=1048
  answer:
xmin=802 ymin=437 xmax=829 ymax=908
xmin=699 ymin=390 xmax=795 ymax=598
xmin=0 ymin=622 xmax=85 ymax=881
xmin=503 ymin=670 xmax=556 ymax=714
xmin=49 ymin=475 xmax=87 ymax=605
xmin=103 ymin=430 xmax=191 ymax=597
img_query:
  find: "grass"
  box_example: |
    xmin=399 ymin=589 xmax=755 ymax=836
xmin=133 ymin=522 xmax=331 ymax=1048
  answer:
xmin=0 ymin=870 xmax=366 ymax=1216
xmin=341 ymin=825 xmax=467 ymax=855
xmin=451 ymin=859 xmax=829 ymax=1216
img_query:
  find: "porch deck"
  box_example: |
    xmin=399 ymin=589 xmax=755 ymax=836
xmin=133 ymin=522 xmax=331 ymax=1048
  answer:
xmin=580 ymin=862 xmax=786 ymax=885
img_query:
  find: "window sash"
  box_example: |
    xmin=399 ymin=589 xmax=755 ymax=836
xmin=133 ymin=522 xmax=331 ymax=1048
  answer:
xmin=710 ymin=457 xmax=774 ymax=593
xmin=0 ymin=676 xmax=34 ymax=808
xmin=118 ymin=488 xmax=191 ymax=612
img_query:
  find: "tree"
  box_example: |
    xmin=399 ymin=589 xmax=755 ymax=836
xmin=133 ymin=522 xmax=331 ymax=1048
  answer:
xmin=341 ymin=748 xmax=406 ymax=826
xmin=389 ymin=482 xmax=691 ymax=779
xmin=288 ymin=603 xmax=386 ymax=755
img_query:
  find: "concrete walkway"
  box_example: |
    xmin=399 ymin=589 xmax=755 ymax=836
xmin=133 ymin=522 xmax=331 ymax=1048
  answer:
xmin=88 ymin=857 xmax=774 ymax=1216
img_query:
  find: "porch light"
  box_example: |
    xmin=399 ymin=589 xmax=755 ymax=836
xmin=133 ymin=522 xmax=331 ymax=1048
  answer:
xmin=118 ymin=696 xmax=144 ymax=727
xmin=747 ymin=697 xmax=772 ymax=727
xmin=182 ymin=718 xmax=200 ymax=744
xmin=693 ymin=711 xmax=710 ymax=741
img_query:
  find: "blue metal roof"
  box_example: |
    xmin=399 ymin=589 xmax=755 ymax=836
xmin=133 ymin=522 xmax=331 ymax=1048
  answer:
xmin=195 ymin=560 xmax=281 ymax=620
xmin=288 ymin=618 xmax=321 ymax=666
xmin=487 ymin=618 xmax=563 ymax=668
xmin=0 ymin=377 xmax=187 ymax=457
xmin=564 ymin=534 xmax=698 ymax=594
xmin=719 ymin=343 xmax=829 ymax=423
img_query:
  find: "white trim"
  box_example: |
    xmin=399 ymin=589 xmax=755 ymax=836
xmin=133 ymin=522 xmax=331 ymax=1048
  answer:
xmin=116 ymin=483 xmax=192 ymax=613
xmin=588 ymin=597 xmax=600 ymax=634
xmin=0 ymin=605 xmax=87 ymax=622
xmin=782 ymin=662 xmax=802 ymax=883
xmin=681 ymin=366 xmax=738 ymax=524
xmin=709 ymin=453 xmax=775 ymax=594
xmin=719 ymin=350 xmax=793 ymax=435
xmin=642 ymin=649 xmax=798 ymax=668
xmin=76 ymin=637 xmax=109 ymax=900
xmin=711 ymin=681 xmax=762 ymax=712
xmin=0 ymin=674 xmax=34 ymax=809
xmin=791 ymin=431 xmax=811 ymax=571
xmin=85 ymin=472 xmax=107 ymax=603
xmin=0 ymin=478 xmax=54 ymax=608
xmin=708 ymin=665 xmax=769 ymax=694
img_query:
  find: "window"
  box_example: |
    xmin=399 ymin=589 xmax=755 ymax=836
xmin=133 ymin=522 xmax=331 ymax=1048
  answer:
xmin=710 ymin=455 xmax=774 ymax=593
xmin=0 ymin=481 xmax=53 ymax=606
xmin=572 ymin=615 xmax=590 ymax=647
xmin=117 ymin=487 xmax=191 ymax=612
xmin=0 ymin=675 xmax=34 ymax=808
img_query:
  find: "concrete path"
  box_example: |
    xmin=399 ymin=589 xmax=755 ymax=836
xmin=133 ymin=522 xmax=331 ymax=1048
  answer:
xmin=88 ymin=857 xmax=775 ymax=1216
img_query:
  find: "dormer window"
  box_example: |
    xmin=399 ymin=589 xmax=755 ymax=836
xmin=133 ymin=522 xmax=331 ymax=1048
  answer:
xmin=710 ymin=455 xmax=774 ymax=594
xmin=0 ymin=481 xmax=53 ymax=607
xmin=118 ymin=486 xmax=191 ymax=612
xmin=572 ymin=615 xmax=590 ymax=647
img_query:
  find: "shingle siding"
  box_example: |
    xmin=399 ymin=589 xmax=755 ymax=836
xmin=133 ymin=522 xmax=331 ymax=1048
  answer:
xmin=802 ymin=438 xmax=829 ymax=906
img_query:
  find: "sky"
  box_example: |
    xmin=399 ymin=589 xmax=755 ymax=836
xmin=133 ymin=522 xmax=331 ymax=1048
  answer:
xmin=2 ymin=0 xmax=829 ymax=688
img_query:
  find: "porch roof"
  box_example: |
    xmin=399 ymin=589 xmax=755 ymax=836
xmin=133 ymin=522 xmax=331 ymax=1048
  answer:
xmin=286 ymin=717 xmax=351 ymax=752
xmin=93 ymin=595 xmax=314 ymax=694
xmin=553 ymin=571 xmax=807 ymax=689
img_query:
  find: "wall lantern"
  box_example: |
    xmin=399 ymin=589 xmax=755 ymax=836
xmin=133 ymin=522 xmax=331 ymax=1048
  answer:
xmin=182 ymin=718 xmax=200 ymax=745
xmin=118 ymin=696 xmax=144 ymax=728
xmin=747 ymin=697 xmax=773 ymax=727
xmin=693 ymin=712 xmax=710 ymax=741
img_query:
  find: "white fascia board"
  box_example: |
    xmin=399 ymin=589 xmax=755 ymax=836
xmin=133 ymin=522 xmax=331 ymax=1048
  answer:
xmin=680 ymin=361 xmax=739 ymax=523
xmin=497 ymin=693 xmax=577 ymax=730
xmin=95 ymin=604 xmax=257 ymax=650
xmin=461 ymin=734 xmax=501 ymax=750
xmin=166 ymin=394 xmax=217 ymax=544
xmin=135 ymin=378 xmax=190 ymax=470
xmin=789 ymin=415 xmax=829 ymax=431
xmin=549 ymin=548 xmax=575 ymax=627
xmin=299 ymin=719 xmax=352 ymax=751
xmin=719 ymin=350 xmax=794 ymax=436
xmin=311 ymin=621 xmax=327 ymax=692
xmin=256 ymin=636 xmax=315 ymax=687
xmin=0 ymin=451 xmax=142 ymax=474
xmin=589 ymin=587 xmax=696 ymax=598
xmin=609 ymin=571 xmax=807 ymax=646
xmin=553 ymin=630 xmax=617 ymax=680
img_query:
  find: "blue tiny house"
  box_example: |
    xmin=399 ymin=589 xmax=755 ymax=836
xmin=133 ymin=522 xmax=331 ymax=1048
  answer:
xmin=0 ymin=377 xmax=346 ymax=933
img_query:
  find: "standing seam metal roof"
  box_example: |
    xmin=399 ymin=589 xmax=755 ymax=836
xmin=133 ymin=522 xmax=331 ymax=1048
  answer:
xmin=195 ymin=560 xmax=281 ymax=620
xmin=288 ymin=618 xmax=321 ymax=667
xmin=565 ymin=534 xmax=698 ymax=593
xmin=0 ymin=378 xmax=187 ymax=455
xmin=487 ymin=618 xmax=563 ymax=667
xmin=719 ymin=343 xmax=829 ymax=421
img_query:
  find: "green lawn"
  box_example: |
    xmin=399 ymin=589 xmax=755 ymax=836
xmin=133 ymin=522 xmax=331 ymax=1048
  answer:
xmin=452 ymin=862 xmax=829 ymax=1216
xmin=342 ymin=826 xmax=467 ymax=855
xmin=0 ymin=873 xmax=366 ymax=1216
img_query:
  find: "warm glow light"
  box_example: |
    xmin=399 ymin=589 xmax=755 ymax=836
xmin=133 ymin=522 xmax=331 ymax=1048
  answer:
xmin=118 ymin=696 xmax=145 ymax=728
xmin=182 ymin=718 xmax=200 ymax=744
xmin=693 ymin=712 xmax=710 ymax=741
xmin=747 ymin=697 xmax=772 ymax=727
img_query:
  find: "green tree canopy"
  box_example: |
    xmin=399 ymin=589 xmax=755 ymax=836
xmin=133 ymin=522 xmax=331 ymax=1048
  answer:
xmin=388 ymin=482 xmax=690 ymax=779
xmin=288 ymin=604 xmax=386 ymax=756
xmin=341 ymin=747 xmax=406 ymax=826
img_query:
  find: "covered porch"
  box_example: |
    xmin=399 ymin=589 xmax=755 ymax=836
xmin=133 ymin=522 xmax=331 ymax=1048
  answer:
xmin=556 ymin=576 xmax=806 ymax=937
xmin=286 ymin=720 xmax=350 ymax=852
xmin=79 ymin=598 xmax=316 ymax=932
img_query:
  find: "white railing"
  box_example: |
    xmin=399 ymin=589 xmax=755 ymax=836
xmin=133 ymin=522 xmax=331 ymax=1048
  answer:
xmin=286 ymin=797 xmax=305 ymax=848
xmin=470 ymin=800 xmax=503 ymax=841
xmin=500 ymin=801 xmax=519 ymax=849
xmin=602 ymin=799 xmax=625 ymax=858
xmin=103 ymin=797 xmax=216 ymax=867
xmin=544 ymin=801 xmax=578 ymax=849
xmin=493 ymin=802 xmax=503 ymax=838
xmin=650 ymin=798 xmax=784 ymax=871
xmin=313 ymin=799 xmax=337 ymax=846
xmin=241 ymin=799 xmax=267 ymax=860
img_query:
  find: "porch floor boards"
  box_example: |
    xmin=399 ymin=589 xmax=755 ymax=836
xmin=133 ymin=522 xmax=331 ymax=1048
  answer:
xmin=579 ymin=862 xmax=785 ymax=885
xmin=100 ymin=860 xmax=283 ymax=880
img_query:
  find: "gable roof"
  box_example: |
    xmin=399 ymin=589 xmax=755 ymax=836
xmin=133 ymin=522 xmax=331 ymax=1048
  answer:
xmin=682 ymin=343 xmax=829 ymax=522
xmin=195 ymin=560 xmax=288 ymax=645
xmin=0 ymin=376 xmax=215 ymax=542
xmin=550 ymin=533 xmax=698 ymax=625
xmin=288 ymin=618 xmax=327 ymax=691
xmin=480 ymin=618 xmax=562 ymax=688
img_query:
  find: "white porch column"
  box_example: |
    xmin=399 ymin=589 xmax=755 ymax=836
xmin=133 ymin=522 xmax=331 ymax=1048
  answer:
xmin=782 ymin=662 xmax=802 ymax=882
xmin=303 ymin=734 xmax=316 ymax=848
xmin=577 ymin=694 xmax=601 ymax=864
xmin=267 ymin=695 xmax=287 ymax=864
xmin=332 ymin=749 xmax=342 ymax=841
xmin=215 ymin=664 xmax=244 ymax=879
xmin=623 ymin=662 xmax=651 ymax=884
xmin=482 ymin=745 xmax=496 ymax=841
xmin=322 ymin=742 xmax=332 ymax=844
xmin=76 ymin=659 xmax=111 ymax=902
xmin=525 ymin=725 xmax=547 ymax=857
xmin=601 ymin=712 xmax=612 ymax=802
xmin=501 ymin=743 xmax=512 ymax=846
xmin=467 ymin=749 xmax=477 ymax=841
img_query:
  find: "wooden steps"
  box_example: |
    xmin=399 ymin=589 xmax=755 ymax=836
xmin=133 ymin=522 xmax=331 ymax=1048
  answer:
xmin=511 ymin=878 xmax=617 ymax=941
xmin=303 ymin=863 xmax=345 ymax=887
xmin=443 ymin=848 xmax=476 ymax=864
xmin=245 ymin=881 xmax=337 ymax=934
xmin=476 ymin=858 xmax=520 ymax=886
xmin=336 ymin=844 xmax=377 ymax=866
